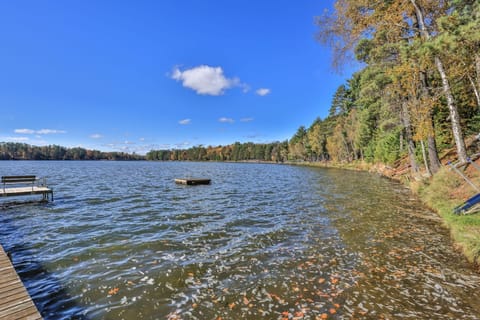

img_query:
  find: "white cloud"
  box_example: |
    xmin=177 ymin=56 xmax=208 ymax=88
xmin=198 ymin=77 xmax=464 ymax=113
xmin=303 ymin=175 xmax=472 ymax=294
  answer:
xmin=240 ymin=117 xmax=254 ymax=122
xmin=2 ymin=136 xmax=30 ymax=142
xmin=37 ymin=129 xmax=66 ymax=134
xmin=256 ymin=88 xmax=271 ymax=96
xmin=219 ymin=117 xmax=234 ymax=123
xmin=14 ymin=128 xmax=66 ymax=135
xmin=171 ymin=65 xmax=245 ymax=96
xmin=90 ymin=134 xmax=103 ymax=139
xmin=14 ymin=129 xmax=35 ymax=134
xmin=179 ymin=118 xmax=191 ymax=125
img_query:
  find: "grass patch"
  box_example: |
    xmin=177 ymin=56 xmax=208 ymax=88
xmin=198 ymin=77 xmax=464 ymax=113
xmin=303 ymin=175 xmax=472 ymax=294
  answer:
xmin=418 ymin=167 xmax=480 ymax=265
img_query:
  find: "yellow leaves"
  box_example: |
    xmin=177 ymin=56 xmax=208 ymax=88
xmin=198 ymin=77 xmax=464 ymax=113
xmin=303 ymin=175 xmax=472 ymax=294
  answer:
xmin=108 ymin=287 xmax=119 ymax=295
xmin=319 ymin=313 xmax=328 ymax=319
xmin=316 ymin=291 xmax=330 ymax=298
xmin=269 ymin=293 xmax=286 ymax=304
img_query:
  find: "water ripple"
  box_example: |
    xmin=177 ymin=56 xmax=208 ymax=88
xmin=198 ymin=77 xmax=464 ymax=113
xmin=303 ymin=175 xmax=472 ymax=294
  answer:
xmin=0 ymin=161 xmax=478 ymax=319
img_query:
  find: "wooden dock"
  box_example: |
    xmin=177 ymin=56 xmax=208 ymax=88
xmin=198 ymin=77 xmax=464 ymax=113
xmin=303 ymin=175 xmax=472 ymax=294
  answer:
xmin=0 ymin=187 xmax=53 ymax=201
xmin=175 ymin=178 xmax=211 ymax=185
xmin=0 ymin=244 xmax=43 ymax=320
xmin=1 ymin=176 xmax=53 ymax=202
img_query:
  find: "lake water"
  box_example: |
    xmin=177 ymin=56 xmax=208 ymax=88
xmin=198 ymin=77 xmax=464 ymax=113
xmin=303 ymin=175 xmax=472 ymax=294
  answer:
xmin=0 ymin=161 xmax=479 ymax=319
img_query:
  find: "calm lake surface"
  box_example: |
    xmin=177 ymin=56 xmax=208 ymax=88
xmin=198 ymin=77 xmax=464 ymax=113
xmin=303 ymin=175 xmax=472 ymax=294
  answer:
xmin=0 ymin=161 xmax=479 ymax=319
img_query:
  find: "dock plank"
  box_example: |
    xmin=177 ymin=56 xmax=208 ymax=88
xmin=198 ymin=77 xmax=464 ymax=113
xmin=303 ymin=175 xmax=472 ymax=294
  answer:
xmin=0 ymin=186 xmax=53 ymax=198
xmin=0 ymin=245 xmax=42 ymax=320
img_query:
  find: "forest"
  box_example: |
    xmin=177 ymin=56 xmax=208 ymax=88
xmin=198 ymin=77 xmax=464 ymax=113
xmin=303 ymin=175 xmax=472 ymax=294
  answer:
xmin=0 ymin=143 xmax=144 ymax=161
xmin=298 ymin=0 xmax=480 ymax=176
xmin=146 ymin=142 xmax=289 ymax=162
xmin=148 ymin=0 xmax=480 ymax=175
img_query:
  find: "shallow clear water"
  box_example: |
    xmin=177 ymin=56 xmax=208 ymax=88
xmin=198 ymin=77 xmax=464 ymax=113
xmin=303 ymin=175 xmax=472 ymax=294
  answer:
xmin=0 ymin=161 xmax=479 ymax=319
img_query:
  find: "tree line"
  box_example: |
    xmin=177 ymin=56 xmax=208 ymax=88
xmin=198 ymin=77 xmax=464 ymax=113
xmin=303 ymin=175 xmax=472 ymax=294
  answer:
xmin=286 ymin=0 xmax=479 ymax=176
xmin=0 ymin=142 xmax=144 ymax=161
xmin=149 ymin=1 xmax=480 ymax=173
xmin=146 ymin=142 xmax=289 ymax=162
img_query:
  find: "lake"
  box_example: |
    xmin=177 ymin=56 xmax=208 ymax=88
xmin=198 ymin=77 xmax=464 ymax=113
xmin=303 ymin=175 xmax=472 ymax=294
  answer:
xmin=0 ymin=161 xmax=479 ymax=319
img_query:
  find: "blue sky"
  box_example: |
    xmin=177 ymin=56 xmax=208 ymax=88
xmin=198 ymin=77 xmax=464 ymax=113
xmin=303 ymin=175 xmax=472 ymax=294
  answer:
xmin=0 ymin=0 xmax=353 ymax=154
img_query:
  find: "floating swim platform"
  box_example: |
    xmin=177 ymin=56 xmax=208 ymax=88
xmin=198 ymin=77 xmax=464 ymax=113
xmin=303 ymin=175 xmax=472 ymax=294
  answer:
xmin=174 ymin=178 xmax=211 ymax=185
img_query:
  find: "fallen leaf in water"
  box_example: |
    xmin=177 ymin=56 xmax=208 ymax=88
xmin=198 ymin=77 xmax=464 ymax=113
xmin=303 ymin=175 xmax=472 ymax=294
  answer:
xmin=329 ymin=308 xmax=336 ymax=314
xmin=108 ymin=287 xmax=119 ymax=295
xmin=318 ymin=278 xmax=326 ymax=284
xmin=228 ymin=302 xmax=236 ymax=310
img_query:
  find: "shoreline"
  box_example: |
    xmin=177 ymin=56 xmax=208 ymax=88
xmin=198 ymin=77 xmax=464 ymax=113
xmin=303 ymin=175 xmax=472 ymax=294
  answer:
xmin=289 ymin=159 xmax=480 ymax=269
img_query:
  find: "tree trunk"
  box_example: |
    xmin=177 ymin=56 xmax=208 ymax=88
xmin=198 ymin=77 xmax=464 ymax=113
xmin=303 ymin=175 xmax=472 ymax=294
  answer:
xmin=476 ymin=53 xmax=480 ymax=107
xmin=420 ymin=140 xmax=431 ymax=177
xmin=427 ymin=134 xmax=441 ymax=174
xmin=468 ymin=74 xmax=480 ymax=110
xmin=419 ymin=71 xmax=441 ymax=174
xmin=434 ymin=56 xmax=468 ymax=163
xmin=468 ymin=53 xmax=480 ymax=112
xmin=410 ymin=0 xmax=468 ymax=164
xmin=401 ymin=102 xmax=419 ymax=174
xmin=399 ymin=130 xmax=404 ymax=152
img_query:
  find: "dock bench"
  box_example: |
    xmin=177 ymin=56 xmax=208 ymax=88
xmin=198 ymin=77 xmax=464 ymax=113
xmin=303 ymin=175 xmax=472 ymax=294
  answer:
xmin=0 ymin=175 xmax=53 ymax=201
xmin=2 ymin=176 xmax=38 ymax=192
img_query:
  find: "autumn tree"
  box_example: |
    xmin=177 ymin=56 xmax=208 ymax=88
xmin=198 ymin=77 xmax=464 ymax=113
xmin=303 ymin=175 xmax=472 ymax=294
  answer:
xmin=316 ymin=0 xmax=469 ymax=164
